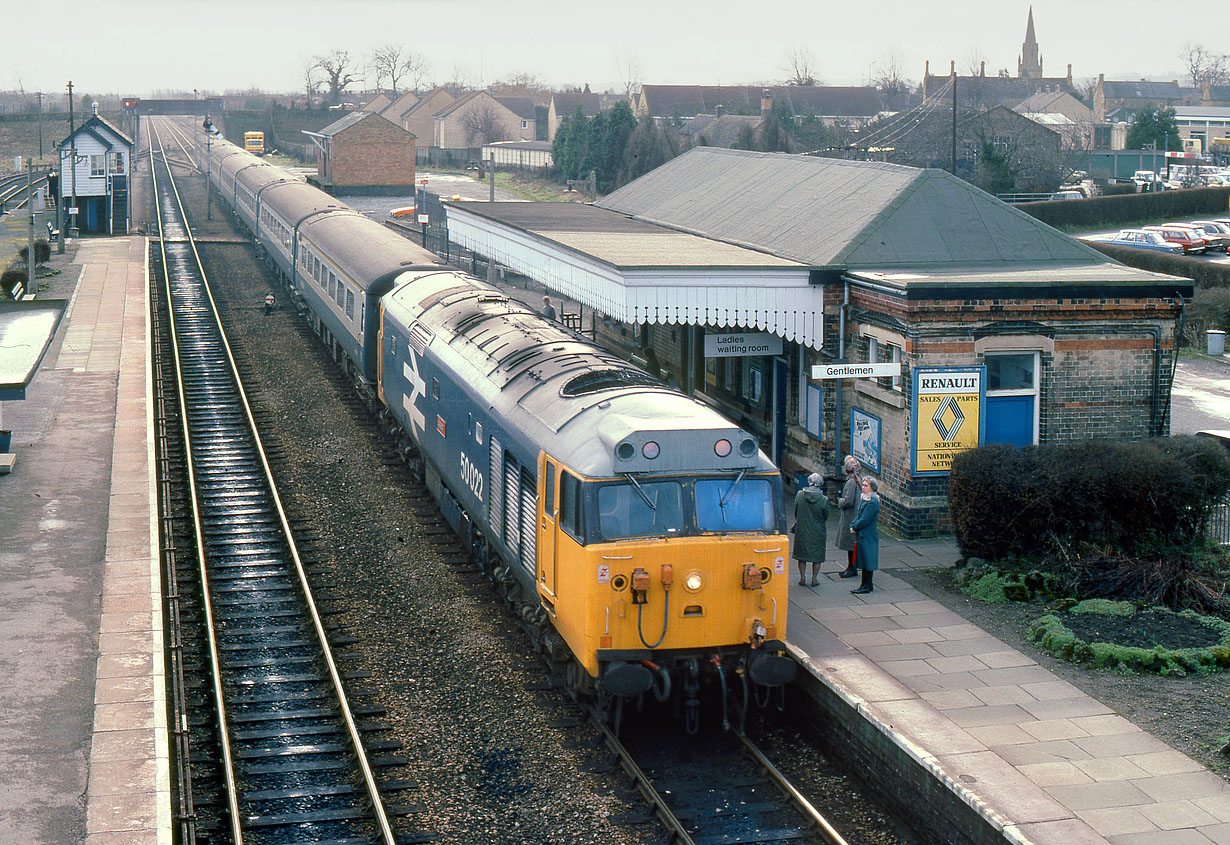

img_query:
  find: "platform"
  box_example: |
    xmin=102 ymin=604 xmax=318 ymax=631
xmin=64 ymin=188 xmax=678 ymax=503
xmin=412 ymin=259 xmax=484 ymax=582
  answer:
xmin=784 ymin=523 xmax=1230 ymax=843
xmin=0 ymin=236 xmax=169 ymax=844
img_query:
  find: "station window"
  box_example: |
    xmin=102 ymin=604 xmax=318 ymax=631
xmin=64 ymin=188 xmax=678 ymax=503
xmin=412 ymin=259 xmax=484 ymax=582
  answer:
xmin=90 ymin=155 xmax=105 ymax=177
xmin=866 ymin=336 xmax=903 ymax=392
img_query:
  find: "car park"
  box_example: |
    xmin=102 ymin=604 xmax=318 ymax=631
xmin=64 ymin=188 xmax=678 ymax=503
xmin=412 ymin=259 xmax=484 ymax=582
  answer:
xmin=1188 ymin=221 xmax=1230 ymax=251
xmin=1105 ymin=229 xmax=1183 ymax=253
xmin=1143 ymin=224 xmax=1211 ymax=254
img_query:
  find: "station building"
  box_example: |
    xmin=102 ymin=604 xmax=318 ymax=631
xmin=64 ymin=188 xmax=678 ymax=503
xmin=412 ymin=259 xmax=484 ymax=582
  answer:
xmin=56 ymin=112 xmax=133 ymax=235
xmin=445 ymin=148 xmax=1191 ymax=537
xmin=303 ymin=110 xmax=416 ymax=195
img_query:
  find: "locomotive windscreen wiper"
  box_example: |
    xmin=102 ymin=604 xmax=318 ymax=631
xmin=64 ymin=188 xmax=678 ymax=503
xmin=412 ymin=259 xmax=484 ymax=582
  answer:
xmin=622 ymin=473 xmax=657 ymax=510
xmin=719 ymin=469 xmax=748 ymax=508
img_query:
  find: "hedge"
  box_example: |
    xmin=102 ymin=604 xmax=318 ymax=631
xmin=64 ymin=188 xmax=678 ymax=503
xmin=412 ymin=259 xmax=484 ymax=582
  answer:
xmin=1020 ymin=186 xmax=1230 ymax=230
xmin=948 ymin=437 xmax=1230 ymax=560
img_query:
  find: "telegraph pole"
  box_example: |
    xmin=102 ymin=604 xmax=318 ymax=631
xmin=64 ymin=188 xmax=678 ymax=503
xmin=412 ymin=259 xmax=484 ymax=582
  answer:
xmin=37 ymin=92 xmax=43 ymax=158
xmin=68 ymin=81 xmax=78 ymax=239
xmin=206 ymin=128 xmax=213 ymax=220
xmin=27 ymin=159 xmax=35 ymax=290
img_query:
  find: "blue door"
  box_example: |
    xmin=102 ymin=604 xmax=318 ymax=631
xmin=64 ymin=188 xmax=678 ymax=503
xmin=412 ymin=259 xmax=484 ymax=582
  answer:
xmin=85 ymin=197 xmax=99 ymax=231
xmin=985 ymin=395 xmax=1034 ymax=447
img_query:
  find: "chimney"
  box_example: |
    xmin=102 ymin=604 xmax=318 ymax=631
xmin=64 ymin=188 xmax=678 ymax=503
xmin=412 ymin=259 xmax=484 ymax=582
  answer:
xmin=761 ymin=88 xmax=772 ymax=120
xmin=1067 ymin=63 xmax=1072 ymax=82
xmin=925 ymin=60 xmax=930 ymax=78
xmin=980 ymin=61 xmax=986 ymax=77
xmin=91 ymin=101 xmax=99 ymax=116
xmin=716 ymin=103 xmax=724 ymax=118
xmin=950 ymin=60 xmax=955 ymax=76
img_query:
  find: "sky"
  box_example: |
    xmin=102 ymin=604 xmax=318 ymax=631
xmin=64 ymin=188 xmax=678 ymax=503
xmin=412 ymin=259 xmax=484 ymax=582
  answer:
xmin=2 ymin=0 xmax=1209 ymax=100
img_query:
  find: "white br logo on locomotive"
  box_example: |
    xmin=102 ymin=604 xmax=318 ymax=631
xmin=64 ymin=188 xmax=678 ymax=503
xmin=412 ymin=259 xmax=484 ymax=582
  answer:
xmin=401 ymin=353 xmax=427 ymax=436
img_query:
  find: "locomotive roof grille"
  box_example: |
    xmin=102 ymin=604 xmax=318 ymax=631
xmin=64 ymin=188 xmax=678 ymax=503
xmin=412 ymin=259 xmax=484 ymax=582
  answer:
xmin=562 ymin=368 xmax=662 ymax=397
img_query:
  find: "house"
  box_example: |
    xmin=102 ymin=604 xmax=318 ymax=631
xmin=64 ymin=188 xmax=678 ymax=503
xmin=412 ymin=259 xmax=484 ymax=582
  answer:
xmin=1094 ymin=76 xmax=1184 ymax=123
xmin=1013 ymin=90 xmax=1092 ymax=125
xmin=494 ymin=96 xmax=537 ymax=141
xmin=380 ymin=90 xmax=420 ymax=125
xmin=361 ymin=92 xmax=393 ymax=114
xmin=635 ymin=84 xmax=883 ymax=129
xmin=56 ymin=111 xmax=133 ymax=234
xmin=446 ymin=147 xmax=1190 ymax=536
xmin=301 ymin=110 xmax=415 ymax=195
xmin=547 ymin=92 xmax=625 ymax=140
xmin=432 ymin=91 xmax=523 ymax=149
xmin=682 ymin=113 xmax=764 ymax=148
xmin=398 ymin=88 xmax=454 ymax=147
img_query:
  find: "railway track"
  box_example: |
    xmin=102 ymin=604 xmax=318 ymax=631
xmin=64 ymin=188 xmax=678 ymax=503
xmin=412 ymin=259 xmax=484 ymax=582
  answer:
xmin=146 ymin=118 xmax=429 ymax=843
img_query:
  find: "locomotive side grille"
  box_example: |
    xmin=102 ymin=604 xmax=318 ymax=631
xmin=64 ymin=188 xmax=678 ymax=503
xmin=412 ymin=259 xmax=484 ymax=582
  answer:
xmin=519 ymin=468 xmax=537 ymax=574
xmin=489 ymin=436 xmax=504 ymax=541
xmin=504 ymin=454 xmax=521 ymax=551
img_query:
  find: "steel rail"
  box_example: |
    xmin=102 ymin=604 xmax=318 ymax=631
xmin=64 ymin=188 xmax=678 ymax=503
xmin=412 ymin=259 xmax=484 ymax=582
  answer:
xmin=587 ymin=705 xmax=696 ymax=845
xmin=733 ymin=728 xmax=850 ymax=845
xmin=148 ymin=116 xmax=397 ymax=843
xmin=148 ymin=119 xmax=245 ymax=844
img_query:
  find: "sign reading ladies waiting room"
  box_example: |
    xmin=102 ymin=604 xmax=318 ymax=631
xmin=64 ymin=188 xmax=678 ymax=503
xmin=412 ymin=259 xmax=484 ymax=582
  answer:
xmin=703 ymin=332 xmax=783 ymax=358
xmin=911 ymin=366 xmax=985 ymax=477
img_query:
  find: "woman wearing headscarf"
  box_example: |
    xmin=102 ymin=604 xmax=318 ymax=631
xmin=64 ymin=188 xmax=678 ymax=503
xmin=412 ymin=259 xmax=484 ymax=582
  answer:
xmin=792 ymin=472 xmax=830 ymax=586
xmin=836 ymin=456 xmax=862 ymax=578
xmin=849 ymin=476 xmax=880 ymax=595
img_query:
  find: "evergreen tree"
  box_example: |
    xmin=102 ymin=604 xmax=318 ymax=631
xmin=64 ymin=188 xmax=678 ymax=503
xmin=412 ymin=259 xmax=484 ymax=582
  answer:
xmin=622 ymin=117 xmax=676 ymax=184
xmin=1125 ymin=106 xmax=1182 ymax=151
xmin=582 ymin=110 xmax=607 ymax=183
xmin=599 ymin=102 xmax=638 ymax=192
xmin=562 ymin=104 xmax=590 ymax=180
xmin=976 ymin=140 xmax=1015 ymax=195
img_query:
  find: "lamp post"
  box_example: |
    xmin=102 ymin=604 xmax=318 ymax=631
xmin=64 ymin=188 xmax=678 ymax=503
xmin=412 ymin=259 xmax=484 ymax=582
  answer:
xmin=206 ymin=127 xmax=213 ymax=220
xmin=67 ymin=81 xmax=78 ymax=239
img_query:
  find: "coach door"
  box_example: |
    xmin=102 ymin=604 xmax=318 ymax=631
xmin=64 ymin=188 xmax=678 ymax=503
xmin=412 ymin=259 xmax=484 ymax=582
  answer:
xmin=537 ymin=455 xmax=558 ymax=599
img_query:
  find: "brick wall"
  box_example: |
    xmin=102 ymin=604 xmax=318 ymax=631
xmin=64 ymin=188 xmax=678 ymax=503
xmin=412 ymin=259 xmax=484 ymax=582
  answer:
xmin=330 ymin=116 xmax=415 ymax=188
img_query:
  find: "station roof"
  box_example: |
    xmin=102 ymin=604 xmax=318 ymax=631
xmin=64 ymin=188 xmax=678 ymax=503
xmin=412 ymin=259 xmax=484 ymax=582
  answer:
xmin=0 ymin=301 xmax=67 ymax=401
xmin=445 ymin=201 xmax=820 ymax=344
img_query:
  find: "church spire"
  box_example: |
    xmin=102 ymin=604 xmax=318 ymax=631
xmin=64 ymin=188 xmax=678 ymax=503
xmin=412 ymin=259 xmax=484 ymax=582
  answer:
xmin=1019 ymin=6 xmax=1042 ymax=79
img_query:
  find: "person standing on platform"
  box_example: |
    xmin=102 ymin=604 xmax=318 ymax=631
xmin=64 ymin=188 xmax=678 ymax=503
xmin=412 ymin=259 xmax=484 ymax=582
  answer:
xmin=836 ymin=456 xmax=862 ymax=578
xmin=849 ymin=476 xmax=880 ymax=595
xmin=792 ymin=472 xmax=830 ymax=586
xmin=540 ymin=295 xmax=556 ymax=320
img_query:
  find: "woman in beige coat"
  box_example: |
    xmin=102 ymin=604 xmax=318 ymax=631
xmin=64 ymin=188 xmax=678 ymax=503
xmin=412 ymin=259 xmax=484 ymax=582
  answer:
xmin=836 ymin=456 xmax=861 ymax=578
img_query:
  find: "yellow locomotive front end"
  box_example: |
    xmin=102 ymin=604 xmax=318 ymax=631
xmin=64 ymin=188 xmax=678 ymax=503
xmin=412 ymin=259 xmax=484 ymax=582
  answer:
xmin=535 ymin=415 xmax=796 ymax=727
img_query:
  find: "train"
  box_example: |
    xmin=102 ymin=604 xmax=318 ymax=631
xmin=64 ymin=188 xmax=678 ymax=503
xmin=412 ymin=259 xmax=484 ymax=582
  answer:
xmin=182 ymin=122 xmax=796 ymax=730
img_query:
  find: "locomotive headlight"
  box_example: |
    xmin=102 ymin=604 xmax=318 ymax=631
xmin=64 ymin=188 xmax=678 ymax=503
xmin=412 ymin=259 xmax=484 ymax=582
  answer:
xmin=739 ymin=437 xmax=758 ymax=457
xmin=714 ymin=438 xmax=732 ymax=457
xmin=642 ymin=440 xmax=660 ymax=460
xmin=684 ymin=571 xmax=704 ymax=592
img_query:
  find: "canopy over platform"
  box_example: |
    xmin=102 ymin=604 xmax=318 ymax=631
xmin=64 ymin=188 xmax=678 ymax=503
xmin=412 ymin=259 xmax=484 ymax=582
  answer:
xmin=0 ymin=301 xmax=66 ymax=401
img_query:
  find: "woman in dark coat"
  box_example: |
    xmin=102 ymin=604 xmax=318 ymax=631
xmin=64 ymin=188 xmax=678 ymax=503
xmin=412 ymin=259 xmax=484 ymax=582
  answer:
xmin=836 ymin=456 xmax=861 ymax=578
xmin=792 ymin=472 xmax=830 ymax=586
xmin=848 ymin=476 xmax=880 ymax=595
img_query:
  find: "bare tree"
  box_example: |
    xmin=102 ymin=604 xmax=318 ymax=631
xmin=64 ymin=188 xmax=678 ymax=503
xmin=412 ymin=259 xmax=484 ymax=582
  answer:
xmin=783 ymin=46 xmax=819 ymax=86
xmin=616 ymin=50 xmax=642 ymax=101
xmin=871 ymin=52 xmax=909 ymax=95
xmin=369 ymin=44 xmax=428 ymax=96
xmin=1074 ymin=76 xmax=1097 ymax=105
xmin=461 ymin=100 xmax=510 ymax=146
xmin=301 ymin=59 xmax=322 ymax=107
xmin=1181 ymin=42 xmax=1228 ymax=91
xmin=489 ymin=72 xmax=546 ymax=97
xmin=962 ymin=48 xmax=986 ymax=77
xmin=313 ymin=50 xmax=362 ymax=106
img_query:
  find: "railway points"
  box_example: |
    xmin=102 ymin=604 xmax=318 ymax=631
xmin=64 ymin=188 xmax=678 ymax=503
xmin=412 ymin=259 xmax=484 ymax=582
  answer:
xmin=0 ymin=116 xmax=1227 ymax=844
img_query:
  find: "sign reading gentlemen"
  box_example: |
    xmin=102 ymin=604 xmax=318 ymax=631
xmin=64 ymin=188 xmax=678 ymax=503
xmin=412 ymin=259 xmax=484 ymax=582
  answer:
xmin=912 ymin=366 xmax=985 ymax=476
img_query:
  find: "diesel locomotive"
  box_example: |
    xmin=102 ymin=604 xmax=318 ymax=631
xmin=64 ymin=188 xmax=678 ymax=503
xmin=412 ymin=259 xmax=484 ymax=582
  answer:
xmin=184 ymin=122 xmax=796 ymax=729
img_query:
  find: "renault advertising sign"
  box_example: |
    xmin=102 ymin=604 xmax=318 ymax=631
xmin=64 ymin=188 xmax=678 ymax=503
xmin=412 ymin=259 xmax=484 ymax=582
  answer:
xmin=911 ymin=366 xmax=985 ymax=476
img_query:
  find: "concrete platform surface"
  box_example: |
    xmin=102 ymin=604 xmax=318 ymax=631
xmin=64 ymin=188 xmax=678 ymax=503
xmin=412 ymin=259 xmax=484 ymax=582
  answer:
xmin=786 ymin=521 xmax=1230 ymax=844
xmin=0 ymin=237 xmax=169 ymax=845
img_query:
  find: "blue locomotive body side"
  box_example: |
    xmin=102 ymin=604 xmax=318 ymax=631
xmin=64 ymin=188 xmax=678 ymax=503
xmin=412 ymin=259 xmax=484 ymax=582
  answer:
xmin=379 ymin=313 xmax=540 ymax=594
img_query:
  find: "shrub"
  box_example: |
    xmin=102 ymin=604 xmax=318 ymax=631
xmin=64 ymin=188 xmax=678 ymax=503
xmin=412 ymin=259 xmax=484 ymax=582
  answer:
xmin=950 ymin=437 xmax=1230 ymax=560
xmin=1071 ymin=599 xmax=1134 ymax=616
xmin=17 ymin=239 xmax=50 ymax=264
xmin=1031 ymin=605 xmax=1230 ymax=675
xmin=1 ymin=268 xmax=27 ymax=297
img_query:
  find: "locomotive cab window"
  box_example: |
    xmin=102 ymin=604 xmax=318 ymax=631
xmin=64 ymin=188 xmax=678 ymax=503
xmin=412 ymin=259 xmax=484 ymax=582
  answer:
xmin=558 ymin=472 xmax=584 ymax=541
xmin=695 ymin=477 xmax=775 ymax=532
xmin=544 ymin=461 xmax=555 ymax=515
xmin=597 ymin=481 xmax=685 ymax=540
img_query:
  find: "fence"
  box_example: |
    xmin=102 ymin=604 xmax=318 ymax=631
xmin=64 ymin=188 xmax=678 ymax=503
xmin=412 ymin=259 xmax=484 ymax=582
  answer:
xmin=1210 ymin=496 xmax=1230 ymax=545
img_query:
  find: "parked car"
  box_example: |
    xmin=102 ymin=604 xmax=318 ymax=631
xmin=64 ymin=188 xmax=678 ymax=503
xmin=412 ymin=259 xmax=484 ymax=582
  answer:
xmin=1187 ymin=221 xmax=1230 ymax=251
xmin=1143 ymin=224 xmax=1210 ymax=254
xmin=1049 ymin=190 xmax=1083 ymax=200
xmin=1105 ymin=229 xmax=1183 ymax=253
